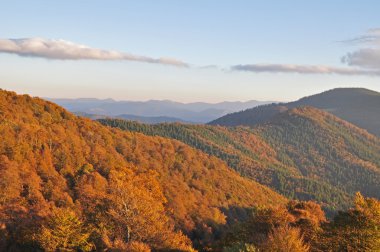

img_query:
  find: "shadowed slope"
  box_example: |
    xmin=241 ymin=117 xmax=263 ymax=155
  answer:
xmin=210 ymin=88 xmax=380 ymax=137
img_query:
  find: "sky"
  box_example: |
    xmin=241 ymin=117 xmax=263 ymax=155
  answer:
xmin=0 ymin=0 xmax=379 ymax=102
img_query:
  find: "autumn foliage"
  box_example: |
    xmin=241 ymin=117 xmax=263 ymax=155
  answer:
xmin=1 ymin=89 xmax=379 ymax=251
xmin=0 ymin=90 xmax=285 ymax=251
xmin=101 ymin=106 xmax=380 ymax=214
xmin=220 ymin=193 xmax=380 ymax=251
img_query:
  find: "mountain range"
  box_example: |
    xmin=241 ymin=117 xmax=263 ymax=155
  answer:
xmin=210 ymin=88 xmax=380 ymax=137
xmin=47 ymin=98 xmax=272 ymax=123
xmin=74 ymin=111 xmax=192 ymax=124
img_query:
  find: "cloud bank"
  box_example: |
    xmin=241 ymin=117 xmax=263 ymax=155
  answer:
xmin=0 ymin=38 xmax=189 ymax=67
xmin=231 ymin=64 xmax=380 ymax=76
xmin=1 ymin=30 xmax=380 ymax=77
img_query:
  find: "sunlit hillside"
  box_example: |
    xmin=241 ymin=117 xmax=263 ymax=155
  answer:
xmin=101 ymin=106 xmax=380 ymax=214
xmin=0 ymin=89 xmax=285 ymax=251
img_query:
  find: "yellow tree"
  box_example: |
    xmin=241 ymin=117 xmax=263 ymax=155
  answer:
xmin=35 ymin=208 xmax=94 ymax=251
xmin=262 ymin=225 xmax=309 ymax=252
xmin=106 ymin=169 xmax=193 ymax=251
xmin=320 ymin=192 xmax=380 ymax=251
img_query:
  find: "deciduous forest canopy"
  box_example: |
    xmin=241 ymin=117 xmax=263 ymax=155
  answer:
xmin=1 ymin=89 xmax=380 ymax=251
xmin=101 ymin=106 xmax=380 ymax=214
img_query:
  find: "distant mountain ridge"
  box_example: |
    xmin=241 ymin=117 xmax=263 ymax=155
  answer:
xmin=209 ymin=88 xmax=380 ymax=137
xmin=47 ymin=97 xmax=273 ymax=123
xmin=74 ymin=111 xmax=191 ymax=124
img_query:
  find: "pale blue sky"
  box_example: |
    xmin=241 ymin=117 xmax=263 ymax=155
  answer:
xmin=0 ymin=0 xmax=379 ymax=102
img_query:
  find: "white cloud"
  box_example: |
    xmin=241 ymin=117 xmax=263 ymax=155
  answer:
xmin=231 ymin=64 xmax=380 ymax=76
xmin=341 ymin=28 xmax=380 ymax=70
xmin=0 ymin=38 xmax=189 ymax=67
xmin=342 ymin=48 xmax=380 ymax=69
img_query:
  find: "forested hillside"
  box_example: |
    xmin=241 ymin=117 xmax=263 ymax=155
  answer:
xmin=255 ymin=107 xmax=380 ymax=202
xmin=210 ymin=88 xmax=380 ymax=137
xmin=0 ymin=90 xmax=286 ymax=251
xmin=2 ymin=89 xmax=380 ymax=251
xmin=100 ymin=107 xmax=380 ymax=213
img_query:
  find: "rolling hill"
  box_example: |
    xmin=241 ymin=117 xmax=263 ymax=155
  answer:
xmin=0 ymin=90 xmax=286 ymax=251
xmin=100 ymin=106 xmax=380 ymax=213
xmin=209 ymin=88 xmax=380 ymax=137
